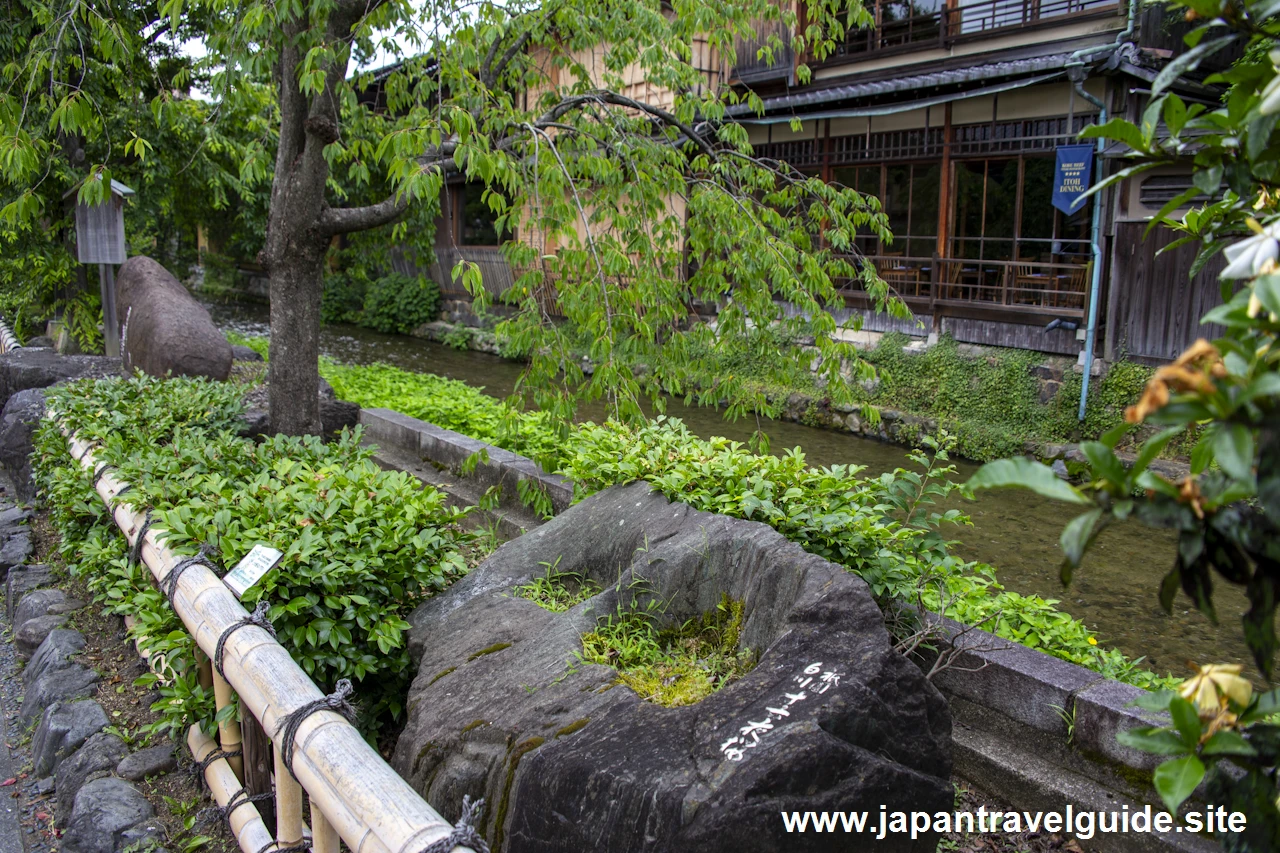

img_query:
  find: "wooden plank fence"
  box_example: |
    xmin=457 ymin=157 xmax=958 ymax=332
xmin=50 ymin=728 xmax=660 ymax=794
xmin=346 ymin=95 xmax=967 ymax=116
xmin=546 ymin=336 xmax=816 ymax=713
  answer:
xmin=54 ymin=416 xmax=480 ymax=853
xmin=1109 ymin=222 xmax=1227 ymax=363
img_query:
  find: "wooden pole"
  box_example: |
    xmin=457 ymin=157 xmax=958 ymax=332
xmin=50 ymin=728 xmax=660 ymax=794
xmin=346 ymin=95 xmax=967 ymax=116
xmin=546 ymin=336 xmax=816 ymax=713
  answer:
xmin=59 ymin=424 xmax=470 ymax=853
xmin=274 ymin=744 xmax=305 ymax=845
xmin=188 ymin=725 xmax=276 ymax=853
xmin=240 ymin=713 xmax=276 ymax=831
xmin=98 ymin=264 xmax=120 ymax=358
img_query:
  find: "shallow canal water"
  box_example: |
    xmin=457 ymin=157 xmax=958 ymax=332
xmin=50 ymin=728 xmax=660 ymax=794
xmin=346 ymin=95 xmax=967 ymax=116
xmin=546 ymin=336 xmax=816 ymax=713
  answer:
xmin=210 ymin=301 xmax=1273 ymax=683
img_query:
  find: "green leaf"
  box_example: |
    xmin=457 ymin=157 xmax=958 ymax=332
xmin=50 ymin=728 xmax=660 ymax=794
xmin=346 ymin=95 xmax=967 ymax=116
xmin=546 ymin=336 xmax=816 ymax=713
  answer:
xmin=967 ymin=458 xmax=1091 ymax=505
xmin=1255 ymin=274 xmax=1280 ymax=317
xmin=1169 ymin=697 xmax=1204 ymax=750
xmin=1201 ymin=729 xmax=1256 ymax=757
xmin=1213 ymin=424 xmax=1255 ymax=480
xmin=1152 ymin=755 xmax=1205 ymax=813
xmin=1079 ymin=441 xmax=1126 ymax=486
xmin=1152 ymin=35 xmax=1240 ymax=97
xmin=1079 ymin=118 xmax=1147 ymax=152
xmin=1117 ymin=727 xmax=1193 ymax=756
xmin=1059 ymin=508 xmax=1104 ymax=578
xmin=1131 ymin=427 xmax=1186 ymax=480
xmin=1159 ymin=567 xmax=1181 ymax=614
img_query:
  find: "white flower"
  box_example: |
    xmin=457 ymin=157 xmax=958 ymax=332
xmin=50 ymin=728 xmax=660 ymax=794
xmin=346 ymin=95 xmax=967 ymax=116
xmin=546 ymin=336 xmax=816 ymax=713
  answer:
xmin=1220 ymin=225 xmax=1280 ymax=279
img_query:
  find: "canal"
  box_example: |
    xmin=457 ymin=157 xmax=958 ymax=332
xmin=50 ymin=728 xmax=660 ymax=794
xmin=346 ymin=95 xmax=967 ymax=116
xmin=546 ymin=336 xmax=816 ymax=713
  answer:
xmin=211 ymin=301 xmax=1269 ymax=683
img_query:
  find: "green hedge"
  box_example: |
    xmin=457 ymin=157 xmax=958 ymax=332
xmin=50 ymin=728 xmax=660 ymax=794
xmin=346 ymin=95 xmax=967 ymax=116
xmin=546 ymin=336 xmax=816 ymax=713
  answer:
xmin=35 ymin=374 xmax=472 ymax=737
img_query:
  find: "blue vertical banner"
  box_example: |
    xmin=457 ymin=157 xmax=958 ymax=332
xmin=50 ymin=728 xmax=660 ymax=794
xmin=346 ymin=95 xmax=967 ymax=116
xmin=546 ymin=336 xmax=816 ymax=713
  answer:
xmin=1052 ymin=144 xmax=1095 ymax=215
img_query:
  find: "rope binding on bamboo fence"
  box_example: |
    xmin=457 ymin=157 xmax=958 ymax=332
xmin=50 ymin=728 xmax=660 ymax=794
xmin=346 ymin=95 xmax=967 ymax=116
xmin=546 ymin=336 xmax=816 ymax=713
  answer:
xmin=198 ymin=787 xmax=276 ymax=826
xmin=54 ymin=410 xmax=479 ymax=853
xmin=163 ymin=551 xmax=219 ymax=605
xmin=214 ymin=600 xmax=276 ymax=677
xmin=420 ymin=797 xmax=491 ymax=853
xmin=275 ymin=678 xmax=358 ymax=781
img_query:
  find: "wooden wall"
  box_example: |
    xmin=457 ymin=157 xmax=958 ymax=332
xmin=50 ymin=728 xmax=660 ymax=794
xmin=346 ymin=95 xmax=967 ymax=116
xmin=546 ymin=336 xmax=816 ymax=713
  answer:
xmin=1108 ymin=223 xmax=1226 ymax=363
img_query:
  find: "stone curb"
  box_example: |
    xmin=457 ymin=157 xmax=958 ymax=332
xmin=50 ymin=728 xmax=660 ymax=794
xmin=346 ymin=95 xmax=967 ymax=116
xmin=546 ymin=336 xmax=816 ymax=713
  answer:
xmin=359 ymin=408 xmax=574 ymax=517
xmin=927 ymin=616 xmax=1169 ymax=773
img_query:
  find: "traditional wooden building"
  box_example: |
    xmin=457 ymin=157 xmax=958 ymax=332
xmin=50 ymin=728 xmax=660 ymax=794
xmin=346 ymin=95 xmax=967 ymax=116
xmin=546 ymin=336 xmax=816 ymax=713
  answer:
xmin=728 ymin=1 xmax=1232 ymax=363
xmin=394 ymin=3 xmax=1228 ymax=364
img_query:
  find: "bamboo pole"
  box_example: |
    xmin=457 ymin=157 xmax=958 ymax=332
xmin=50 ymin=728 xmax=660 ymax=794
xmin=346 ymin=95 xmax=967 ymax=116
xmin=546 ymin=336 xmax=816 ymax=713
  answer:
xmin=312 ymin=803 xmax=341 ymax=853
xmin=59 ymin=423 xmax=473 ymax=853
xmin=213 ymin=670 xmax=245 ymax=780
xmin=274 ymin=745 xmax=305 ymax=845
xmin=188 ymin=725 xmax=276 ymax=853
xmin=0 ymin=315 xmax=21 ymax=353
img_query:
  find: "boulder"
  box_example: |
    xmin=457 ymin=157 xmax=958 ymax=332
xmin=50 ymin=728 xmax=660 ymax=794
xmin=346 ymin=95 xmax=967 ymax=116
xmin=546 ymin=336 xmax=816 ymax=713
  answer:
xmin=56 ymin=732 xmax=129 ymax=822
xmin=230 ymin=344 xmax=264 ymax=362
xmin=22 ymin=629 xmax=98 ymax=726
xmin=116 ymin=255 xmax=232 ymax=381
xmin=14 ymin=587 xmax=69 ymax=626
xmin=61 ymin=776 xmax=156 ymax=853
xmin=31 ymin=700 xmax=109 ymax=776
xmin=25 ymin=627 xmax=86 ymax=684
xmin=0 ymin=529 xmax=31 ymax=573
xmin=7 ymin=563 xmax=53 ymax=621
xmin=393 ymin=481 xmax=953 ymax=853
xmin=0 ymin=504 xmax=31 ymax=528
xmin=115 ymin=744 xmax=177 ymax=781
xmin=0 ymin=348 xmax=119 ymax=410
xmin=25 ymin=335 xmax=55 ymax=349
xmin=0 ymin=388 xmax=46 ymax=502
xmin=15 ymin=613 xmax=68 ymax=659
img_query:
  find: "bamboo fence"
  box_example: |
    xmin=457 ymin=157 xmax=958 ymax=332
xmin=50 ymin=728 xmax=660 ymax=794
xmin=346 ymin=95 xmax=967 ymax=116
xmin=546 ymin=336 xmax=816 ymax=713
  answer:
xmin=0 ymin=315 xmax=21 ymax=353
xmin=55 ymin=416 xmax=478 ymax=853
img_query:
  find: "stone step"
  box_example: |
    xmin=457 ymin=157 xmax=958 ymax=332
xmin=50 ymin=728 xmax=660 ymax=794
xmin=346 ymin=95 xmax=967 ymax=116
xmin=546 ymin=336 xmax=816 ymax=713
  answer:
xmin=364 ymin=439 xmax=543 ymax=542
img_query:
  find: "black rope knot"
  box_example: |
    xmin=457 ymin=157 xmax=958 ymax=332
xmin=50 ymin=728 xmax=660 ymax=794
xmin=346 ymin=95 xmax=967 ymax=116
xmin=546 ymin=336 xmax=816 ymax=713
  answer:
xmin=196 ymin=786 xmax=274 ymax=826
xmin=420 ymin=796 xmax=490 ymax=853
xmin=129 ymin=511 xmax=156 ymax=567
xmin=274 ymin=679 xmax=358 ymax=781
xmin=213 ymin=600 xmax=277 ymax=678
xmin=255 ymin=841 xmax=311 ymax=853
xmin=191 ymin=747 xmax=243 ymax=789
xmin=162 ymin=553 xmax=218 ymax=606
xmin=91 ymin=462 xmax=117 ymax=488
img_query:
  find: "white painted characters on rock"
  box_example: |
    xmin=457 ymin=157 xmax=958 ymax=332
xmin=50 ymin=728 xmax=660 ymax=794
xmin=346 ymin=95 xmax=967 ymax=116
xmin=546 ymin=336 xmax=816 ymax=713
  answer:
xmin=717 ymin=661 xmax=843 ymax=763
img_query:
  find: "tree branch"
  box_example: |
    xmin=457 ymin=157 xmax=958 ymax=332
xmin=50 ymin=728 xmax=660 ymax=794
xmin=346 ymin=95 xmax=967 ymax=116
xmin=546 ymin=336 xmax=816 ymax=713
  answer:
xmin=318 ymin=192 xmax=411 ymax=235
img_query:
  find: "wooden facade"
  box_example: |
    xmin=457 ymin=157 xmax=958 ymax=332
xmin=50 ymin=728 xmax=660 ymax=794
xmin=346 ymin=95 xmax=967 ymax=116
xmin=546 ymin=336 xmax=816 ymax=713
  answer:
xmin=1108 ymin=223 xmax=1226 ymax=364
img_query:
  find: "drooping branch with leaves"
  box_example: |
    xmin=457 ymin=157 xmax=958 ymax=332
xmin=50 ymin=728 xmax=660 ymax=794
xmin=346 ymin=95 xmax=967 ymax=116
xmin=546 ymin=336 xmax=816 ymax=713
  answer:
xmin=4 ymin=0 xmax=903 ymax=437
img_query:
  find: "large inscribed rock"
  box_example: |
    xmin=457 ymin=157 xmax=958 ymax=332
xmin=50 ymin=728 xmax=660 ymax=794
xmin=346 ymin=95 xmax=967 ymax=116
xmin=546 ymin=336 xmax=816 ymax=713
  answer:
xmin=393 ymin=481 xmax=952 ymax=852
xmin=116 ymin=256 xmax=232 ymax=380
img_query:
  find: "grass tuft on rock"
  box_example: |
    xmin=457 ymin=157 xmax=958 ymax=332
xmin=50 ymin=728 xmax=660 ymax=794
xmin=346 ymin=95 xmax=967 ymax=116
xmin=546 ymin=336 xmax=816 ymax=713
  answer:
xmin=580 ymin=595 xmax=756 ymax=707
xmin=513 ymin=558 xmax=601 ymax=612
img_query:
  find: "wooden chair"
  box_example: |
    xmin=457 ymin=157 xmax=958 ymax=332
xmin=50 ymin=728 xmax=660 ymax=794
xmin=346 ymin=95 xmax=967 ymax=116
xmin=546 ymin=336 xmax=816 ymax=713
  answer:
xmin=1013 ymin=262 xmax=1045 ymax=305
xmin=876 ymin=257 xmax=921 ymax=295
xmin=1058 ymin=265 xmax=1089 ymax=309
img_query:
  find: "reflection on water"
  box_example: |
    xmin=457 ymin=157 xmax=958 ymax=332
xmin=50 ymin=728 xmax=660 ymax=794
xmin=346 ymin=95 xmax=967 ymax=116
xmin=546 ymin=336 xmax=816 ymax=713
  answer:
xmin=210 ymin=301 xmax=1272 ymax=682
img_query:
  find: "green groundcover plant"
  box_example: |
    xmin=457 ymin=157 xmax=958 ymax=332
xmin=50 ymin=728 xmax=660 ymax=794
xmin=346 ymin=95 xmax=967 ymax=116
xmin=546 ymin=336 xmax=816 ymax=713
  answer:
xmin=293 ymin=345 xmax=1177 ymax=690
xmin=34 ymin=373 xmax=473 ymax=738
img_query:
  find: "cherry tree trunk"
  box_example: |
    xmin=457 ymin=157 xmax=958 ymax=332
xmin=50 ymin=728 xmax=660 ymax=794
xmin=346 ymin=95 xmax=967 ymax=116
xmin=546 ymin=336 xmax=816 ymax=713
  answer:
xmin=266 ymin=242 xmax=326 ymax=437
